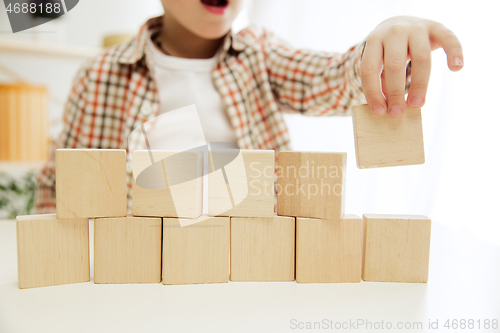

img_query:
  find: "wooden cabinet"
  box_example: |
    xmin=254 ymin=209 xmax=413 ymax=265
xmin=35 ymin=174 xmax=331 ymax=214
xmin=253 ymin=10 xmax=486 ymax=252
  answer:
xmin=0 ymin=83 xmax=48 ymax=161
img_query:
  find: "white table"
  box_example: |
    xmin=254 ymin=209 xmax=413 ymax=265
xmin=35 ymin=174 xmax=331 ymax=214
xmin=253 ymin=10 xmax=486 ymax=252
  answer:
xmin=0 ymin=219 xmax=499 ymax=333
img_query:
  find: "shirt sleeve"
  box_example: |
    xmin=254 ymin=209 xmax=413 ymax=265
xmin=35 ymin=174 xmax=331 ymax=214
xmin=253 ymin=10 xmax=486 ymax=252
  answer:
xmin=244 ymin=27 xmax=411 ymax=116
xmin=249 ymin=27 xmax=366 ymax=116
xmin=34 ymin=62 xmax=91 ymax=214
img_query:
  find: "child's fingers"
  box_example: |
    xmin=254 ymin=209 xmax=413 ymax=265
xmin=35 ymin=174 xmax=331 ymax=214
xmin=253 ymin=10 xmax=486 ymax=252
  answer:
xmin=381 ymin=69 xmax=386 ymax=99
xmin=431 ymin=24 xmax=464 ymax=71
xmin=382 ymin=34 xmax=408 ymax=118
xmin=360 ymin=38 xmax=386 ymax=115
xmin=407 ymin=32 xmax=432 ymax=108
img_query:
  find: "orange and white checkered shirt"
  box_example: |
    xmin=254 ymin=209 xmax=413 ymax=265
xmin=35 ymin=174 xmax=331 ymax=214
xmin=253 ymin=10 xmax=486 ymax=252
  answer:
xmin=35 ymin=16 xmax=369 ymax=213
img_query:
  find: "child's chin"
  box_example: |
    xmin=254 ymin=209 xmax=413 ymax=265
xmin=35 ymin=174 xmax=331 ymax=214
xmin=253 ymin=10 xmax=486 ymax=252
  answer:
xmin=196 ymin=26 xmax=232 ymax=40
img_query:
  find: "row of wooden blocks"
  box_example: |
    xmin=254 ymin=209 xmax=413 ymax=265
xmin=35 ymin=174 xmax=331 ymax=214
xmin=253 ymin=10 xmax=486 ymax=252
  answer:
xmin=16 ymin=213 xmax=431 ymax=288
xmin=54 ymin=148 xmax=349 ymax=220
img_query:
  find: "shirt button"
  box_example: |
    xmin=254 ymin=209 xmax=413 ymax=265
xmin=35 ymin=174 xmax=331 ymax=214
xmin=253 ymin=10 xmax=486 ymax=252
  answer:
xmin=140 ymin=101 xmax=153 ymax=117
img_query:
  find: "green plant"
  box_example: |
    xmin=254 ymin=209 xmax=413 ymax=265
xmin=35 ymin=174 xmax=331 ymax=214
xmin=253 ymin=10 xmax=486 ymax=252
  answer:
xmin=0 ymin=172 xmax=36 ymax=219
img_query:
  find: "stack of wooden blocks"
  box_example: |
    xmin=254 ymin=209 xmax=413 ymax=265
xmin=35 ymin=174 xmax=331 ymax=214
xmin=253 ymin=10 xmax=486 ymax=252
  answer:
xmin=16 ymin=104 xmax=431 ymax=289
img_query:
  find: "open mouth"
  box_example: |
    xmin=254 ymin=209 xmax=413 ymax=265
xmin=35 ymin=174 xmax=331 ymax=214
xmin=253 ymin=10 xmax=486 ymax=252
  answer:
xmin=201 ymin=0 xmax=228 ymax=7
xmin=201 ymin=0 xmax=229 ymax=14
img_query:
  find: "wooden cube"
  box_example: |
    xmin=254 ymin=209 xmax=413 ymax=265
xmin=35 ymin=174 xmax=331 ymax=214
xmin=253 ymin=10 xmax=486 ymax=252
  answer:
xmin=277 ymin=151 xmax=346 ymax=220
xmin=362 ymin=214 xmax=431 ymax=283
xmin=132 ymin=150 xmax=203 ymax=218
xmin=16 ymin=214 xmax=89 ymax=289
xmin=208 ymin=149 xmax=274 ymax=217
xmin=352 ymin=104 xmax=425 ymax=168
xmin=296 ymin=215 xmax=362 ymax=283
xmin=94 ymin=216 xmax=162 ymax=284
xmin=56 ymin=149 xmax=127 ymax=218
xmin=162 ymin=216 xmax=230 ymax=284
xmin=230 ymin=216 xmax=295 ymax=281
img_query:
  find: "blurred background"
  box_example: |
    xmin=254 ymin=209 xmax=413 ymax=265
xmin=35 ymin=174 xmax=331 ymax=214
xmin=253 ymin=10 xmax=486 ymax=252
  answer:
xmin=0 ymin=0 xmax=498 ymax=246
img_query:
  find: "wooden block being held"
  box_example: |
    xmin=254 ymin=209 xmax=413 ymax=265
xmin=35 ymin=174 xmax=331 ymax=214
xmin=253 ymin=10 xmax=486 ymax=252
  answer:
xmin=296 ymin=215 xmax=362 ymax=283
xmin=208 ymin=149 xmax=274 ymax=217
xmin=56 ymin=149 xmax=127 ymax=218
xmin=16 ymin=214 xmax=89 ymax=289
xmin=230 ymin=215 xmax=295 ymax=281
xmin=132 ymin=150 xmax=203 ymax=218
xmin=362 ymin=214 xmax=431 ymax=283
xmin=162 ymin=216 xmax=230 ymax=284
xmin=352 ymin=104 xmax=425 ymax=168
xmin=277 ymin=151 xmax=346 ymax=220
xmin=94 ymin=216 xmax=162 ymax=284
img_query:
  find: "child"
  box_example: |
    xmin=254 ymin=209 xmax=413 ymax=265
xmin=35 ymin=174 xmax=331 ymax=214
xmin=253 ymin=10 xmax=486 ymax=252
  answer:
xmin=34 ymin=0 xmax=463 ymax=212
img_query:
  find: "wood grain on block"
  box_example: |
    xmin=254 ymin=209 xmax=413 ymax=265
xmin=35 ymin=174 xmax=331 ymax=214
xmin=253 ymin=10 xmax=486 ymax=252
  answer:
xmin=162 ymin=216 xmax=230 ymax=285
xmin=277 ymin=151 xmax=346 ymax=220
xmin=208 ymin=149 xmax=274 ymax=217
xmin=16 ymin=214 xmax=89 ymax=289
xmin=132 ymin=150 xmax=203 ymax=218
xmin=352 ymin=104 xmax=425 ymax=168
xmin=94 ymin=216 xmax=161 ymax=284
xmin=230 ymin=216 xmax=295 ymax=281
xmin=362 ymin=214 xmax=431 ymax=283
xmin=55 ymin=149 xmax=127 ymax=218
xmin=296 ymin=215 xmax=362 ymax=283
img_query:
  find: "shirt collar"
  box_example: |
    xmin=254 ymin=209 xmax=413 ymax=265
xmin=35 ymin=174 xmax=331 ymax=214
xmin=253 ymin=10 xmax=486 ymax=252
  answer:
xmin=117 ymin=15 xmax=245 ymax=65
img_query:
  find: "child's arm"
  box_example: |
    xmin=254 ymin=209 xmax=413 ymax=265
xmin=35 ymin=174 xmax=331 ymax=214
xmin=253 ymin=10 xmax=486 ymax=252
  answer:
xmin=246 ymin=26 xmax=367 ymax=117
xmin=360 ymin=16 xmax=463 ymax=117
xmin=34 ymin=63 xmax=91 ymax=213
xmin=244 ymin=16 xmax=462 ymax=118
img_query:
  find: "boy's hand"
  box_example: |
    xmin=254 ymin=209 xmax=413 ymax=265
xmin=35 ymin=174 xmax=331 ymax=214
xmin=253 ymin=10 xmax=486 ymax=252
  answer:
xmin=360 ymin=16 xmax=463 ymax=117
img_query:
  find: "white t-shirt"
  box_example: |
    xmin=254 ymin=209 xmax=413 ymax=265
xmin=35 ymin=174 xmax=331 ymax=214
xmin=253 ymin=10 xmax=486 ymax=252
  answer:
xmin=145 ymin=36 xmax=237 ymax=214
xmin=145 ymin=36 xmax=236 ymax=146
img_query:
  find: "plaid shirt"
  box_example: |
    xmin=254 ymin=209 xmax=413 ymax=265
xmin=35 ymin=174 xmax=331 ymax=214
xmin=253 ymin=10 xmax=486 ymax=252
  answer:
xmin=34 ymin=16 xmax=369 ymax=213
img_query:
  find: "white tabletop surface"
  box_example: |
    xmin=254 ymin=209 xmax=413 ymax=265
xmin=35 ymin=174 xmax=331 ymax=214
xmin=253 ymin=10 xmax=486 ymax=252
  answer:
xmin=0 ymin=219 xmax=499 ymax=333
